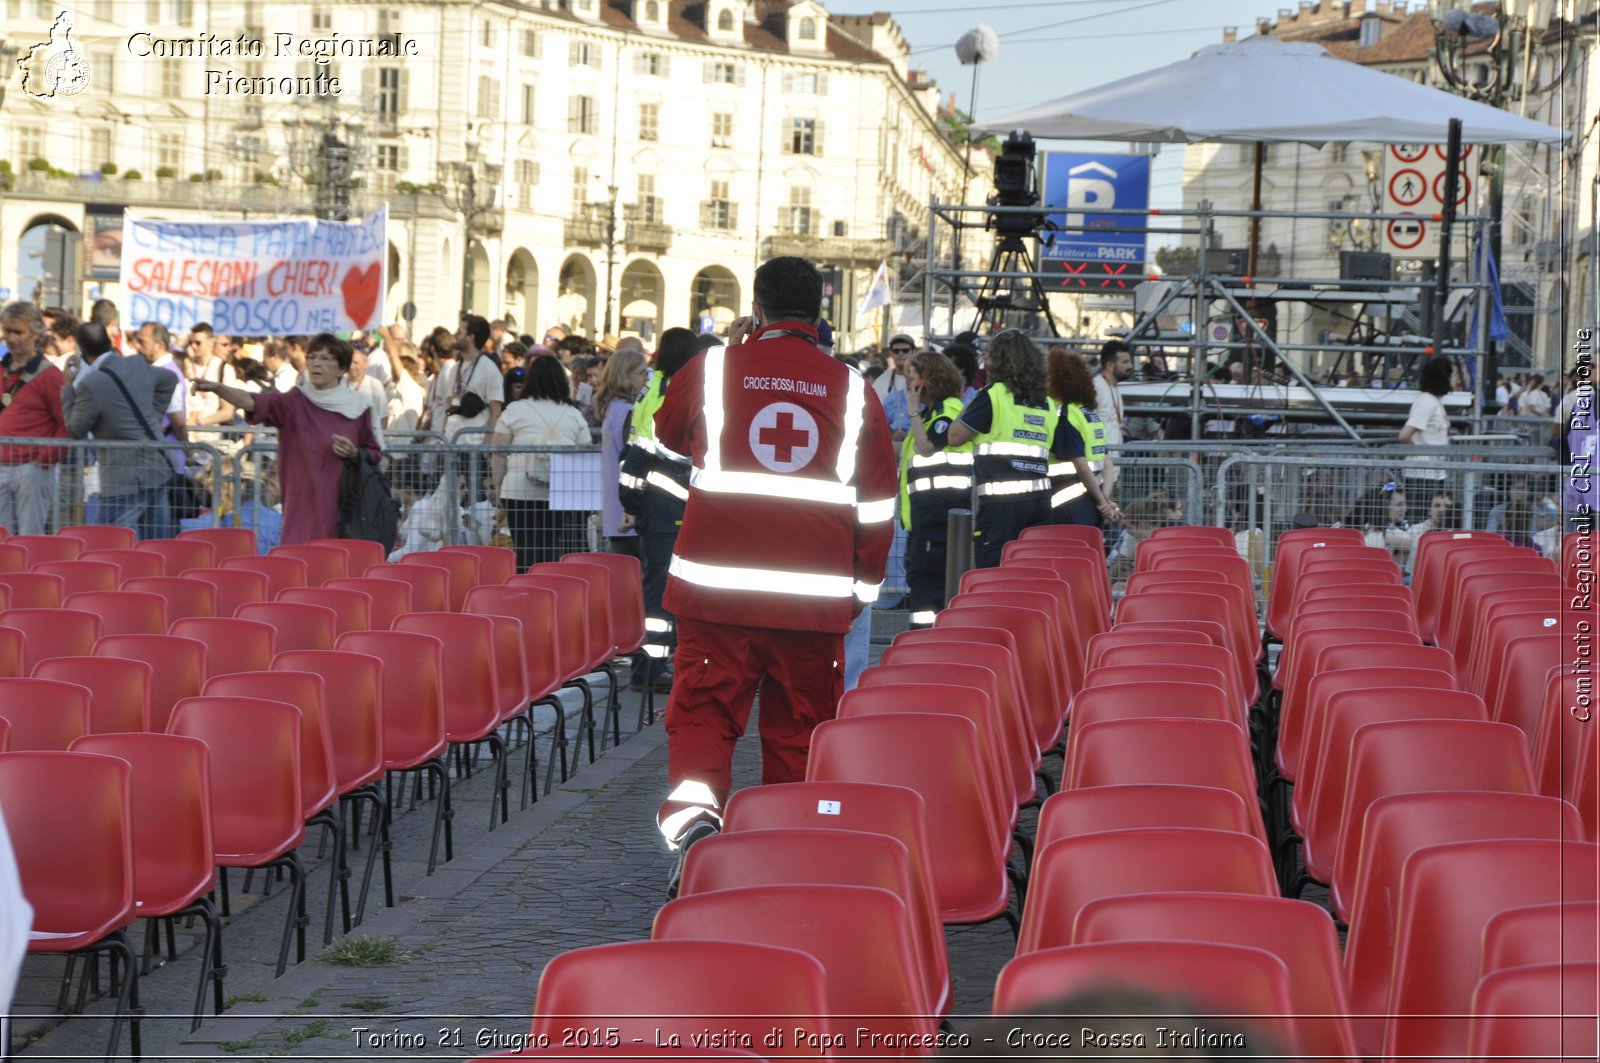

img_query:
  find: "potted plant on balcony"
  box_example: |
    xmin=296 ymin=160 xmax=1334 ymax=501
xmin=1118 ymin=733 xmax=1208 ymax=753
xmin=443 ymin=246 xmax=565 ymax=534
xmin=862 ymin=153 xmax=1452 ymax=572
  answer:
xmin=0 ymin=161 xmax=12 ymax=192
xmin=123 ymin=169 xmax=142 ymax=181
xmin=99 ymin=162 xmax=117 ymax=176
xmin=156 ymin=166 xmax=176 ymax=180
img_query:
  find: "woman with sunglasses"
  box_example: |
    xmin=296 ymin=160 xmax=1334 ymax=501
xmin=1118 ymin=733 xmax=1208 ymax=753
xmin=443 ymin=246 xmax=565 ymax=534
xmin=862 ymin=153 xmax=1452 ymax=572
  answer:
xmin=899 ymin=350 xmax=972 ymax=626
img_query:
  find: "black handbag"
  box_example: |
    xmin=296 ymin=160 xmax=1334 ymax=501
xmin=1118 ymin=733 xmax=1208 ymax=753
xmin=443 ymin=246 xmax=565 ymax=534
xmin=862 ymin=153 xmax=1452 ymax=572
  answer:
xmin=339 ymin=453 xmax=401 ymax=548
xmin=99 ymin=362 xmax=210 ymax=521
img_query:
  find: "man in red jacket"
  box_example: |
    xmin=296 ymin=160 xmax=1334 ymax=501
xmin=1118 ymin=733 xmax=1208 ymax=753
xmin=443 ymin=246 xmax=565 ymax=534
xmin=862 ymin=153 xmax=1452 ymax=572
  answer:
xmin=655 ymin=256 xmax=897 ymax=891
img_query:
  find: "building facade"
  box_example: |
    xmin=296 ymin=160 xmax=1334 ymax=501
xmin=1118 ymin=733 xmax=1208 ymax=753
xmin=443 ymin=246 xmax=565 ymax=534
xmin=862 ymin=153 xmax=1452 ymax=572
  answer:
xmin=1179 ymin=0 xmax=1597 ymax=371
xmin=0 ymin=0 xmax=984 ymax=346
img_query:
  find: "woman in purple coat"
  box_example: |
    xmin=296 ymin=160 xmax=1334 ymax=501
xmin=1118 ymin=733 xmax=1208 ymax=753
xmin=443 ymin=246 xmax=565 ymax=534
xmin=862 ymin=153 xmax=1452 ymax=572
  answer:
xmin=195 ymin=332 xmax=382 ymax=545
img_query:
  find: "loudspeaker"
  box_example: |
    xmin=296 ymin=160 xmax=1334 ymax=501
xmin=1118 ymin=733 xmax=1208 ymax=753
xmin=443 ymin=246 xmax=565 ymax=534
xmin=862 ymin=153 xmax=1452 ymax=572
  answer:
xmin=1339 ymin=251 xmax=1393 ymax=287
xmin=1203 ymin=248 xmax=1247 ymax=275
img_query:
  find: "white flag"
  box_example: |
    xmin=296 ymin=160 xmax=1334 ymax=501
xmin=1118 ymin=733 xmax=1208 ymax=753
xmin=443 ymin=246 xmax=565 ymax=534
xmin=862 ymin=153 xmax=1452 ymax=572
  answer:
xmin=856 ymin=260 xmax=891 ymax=319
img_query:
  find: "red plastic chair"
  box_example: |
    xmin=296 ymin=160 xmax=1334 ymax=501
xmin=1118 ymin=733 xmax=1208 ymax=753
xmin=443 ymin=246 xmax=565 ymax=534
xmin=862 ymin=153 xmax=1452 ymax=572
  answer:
xmin=0 ymin=677 xmax=90 ymax=750
xmin=508 ymin=572 xmax=598 ymax=769
xmin=135 ymin=537 xmax=216 ymax=575
xmin=847 ymin=674 xmax=1021 ymax=820
xmin=62 ymin=590 xmax=168 ymax=636
xmin=1002 ymin=542 xmax=1112 ymax=624
xmin=94 ymin=633 xmax=207 ymax=732
xmin=203 ymin=670 xmax=346 ymax=942
xmin=879 ymin=641 xmax=1036 ymax=772
xmin=1017 ymin=523 xmax=1104 ymax=552
xmin=1263 ymin=528 xmax=1368 ymax=639
xmin=219 ymin=553 xmax=308 ymax=597
xmin=533 ymin=561 xmax=623 ymax=750
xmin=0 ymin=607 xmax=102 ymax=670
xmin=1035 ymin=784 xmax=1255 ymax=858
xmin=1436 ymin=554 xmax=1558 ymax=658
xmin=1327 ymin=717 xmax=1535 ymax=917
xmin=78 ymin=548 xmax=165 ymax=582
xmin=677 ymin=827 xmax=950 ymax=1018
xmin=0 ymin=543 xmax=21 ymax=572
xmin=305 ymin=538 xmax=385 ymax=578
xmin=972 ymin=565 xmax=1100 ymax=666
xmin=0 ymin=571 xmax=64 ymax=609
xmin=808 ymin=713 xmax=1014 ymax=928
xmin=9 ymin=533 xmax=82 ymax=565
xmin=564 ymin=554 xmax=652 ymax=731
xmin=169 ymin=616 xmax=278 ymax=678
xmin=939 ymin=603 xmax=1066 ymax=753
xmin=177 ymin=526 xmax=258 ymax=562
xmin=464 ymin=584 xmax=564 ymax=802
xmin=1273 ymin=609 xmax=1418 ymax=692
xmin=994 ymin=941 xmax=1297 ymax=1050
xmin=653 ymin=883 xmax=936 ymax=1041
xmin=121 ymin=577 xmax=216 ymax=622
xmin=1448 ymin=582 xmax=1563 ymax=671
xmin=957 ymin=574 xmax=1084 ymax=693
xmin=1276 ymin=632 xmax=1433 ymax=782
xmin=166 ymin=694 xmax=308 ymax=978
xmin=0 ymin=627 xmax=20 ymax=679
xmin=1065 ymin=718 xmax=1265 ymax=844
xmin=272 ymin=649 xmax=392 ymax=921
xmin=1410 ymin=529 xmax=1509 ymax=641
xmin=1341 ymin=791 xmax=1585 ymax=1052
xmin=1148 ymin=524 xmax=1236 ymax=548
xmin=1117 ymin=590 xmax=1257 ymax=703
xmin=1480 ymin=900 xmax=1600 ymax=978
xmin=59 ymin=524 xmax=137 ymax=552
xmin=276 ymin=586 xmax=373 ymax=636
xmin=531 ymin=941 xmax=835 ymax=1052
xmin=32 ymin=655 xmax=151 ymax=734
xmin=33 ymin=559 xmax=119 ymax=597
xmin=70 ymin=731 xmax=224 ymax=1030
xmin=324 ymin=577 xmax=412 ymax=631
xmin=1015 ymin=827 xmax=1277 ymax=956
xmin=392 ymin=612 xmax=513 ymax=831
xmin=1534 ymin=666 xmax=1590 ymax=802
xmin=179 ymin=566 xmax=270 ymax=616
xmin=401 ymin=550 xmax=480 ymax=611
xmin=949 ymin=588 xmax=1077 ymax=702
xmin=440 ymin=544 xmax=517 ymax=585
xmin=1084 ymin=627 xmax=1211 ymax=670
xmin=234 ymin=600 xmax=337 ymax=653
xmin=364 ymin=562 xmax=449 ymax=614
xmin=270 ymin=544 xmax=348 ymax=586
xmin=1088 ymin=647 xmax=1246 ymax=721
xmin=1468 ymin=962 xmax=1600 ymax=1063
xmin=0 ymin=750 xmax=140 ymax=1059
xmin=336 ymin=629 xmax=453 ymax=874
xmin=1298 ymin=580 xmax=1413 ymax=611
xmin=906 ymin=624 xmax=1051 ymax=766
xmin=1382 ymin=839 xmax=1600 ymax=1061
xmin=1484 ymin=632 xmax=1565 ymax=740
xmin=1067 ymin=679 xmax=1239 ymax=764
xmin=1125 ymin=574 xmax=1262 ymax=669
xmin=1074 ymin=893 xmax=1357 ymax=1059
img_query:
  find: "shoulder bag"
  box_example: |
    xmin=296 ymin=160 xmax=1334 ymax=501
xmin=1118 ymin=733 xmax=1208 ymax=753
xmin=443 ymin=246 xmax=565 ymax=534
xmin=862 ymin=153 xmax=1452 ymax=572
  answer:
xmin=100 ymin=362 xmax=210 ymax=521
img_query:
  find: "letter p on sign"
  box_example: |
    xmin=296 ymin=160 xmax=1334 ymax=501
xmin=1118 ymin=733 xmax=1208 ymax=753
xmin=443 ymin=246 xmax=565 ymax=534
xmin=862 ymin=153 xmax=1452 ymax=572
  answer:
xmin=1066 ymin=161 xmax=1118 ymax=232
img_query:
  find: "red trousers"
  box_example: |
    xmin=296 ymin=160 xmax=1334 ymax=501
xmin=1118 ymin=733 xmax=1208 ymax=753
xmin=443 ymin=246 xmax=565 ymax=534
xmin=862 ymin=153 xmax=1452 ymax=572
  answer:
xmin=657 ymin=615 xmax=844 ymax=832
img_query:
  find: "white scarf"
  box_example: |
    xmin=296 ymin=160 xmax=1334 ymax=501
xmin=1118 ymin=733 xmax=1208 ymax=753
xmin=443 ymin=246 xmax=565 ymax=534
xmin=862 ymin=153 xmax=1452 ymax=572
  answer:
xmin=300 ymin=382 xmax=385 ymax=450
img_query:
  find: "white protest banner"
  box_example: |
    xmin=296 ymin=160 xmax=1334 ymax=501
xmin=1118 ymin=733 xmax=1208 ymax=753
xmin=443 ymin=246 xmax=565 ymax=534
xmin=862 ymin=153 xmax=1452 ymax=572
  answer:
xmin=120 ymin=205 xmax=388 ymax=335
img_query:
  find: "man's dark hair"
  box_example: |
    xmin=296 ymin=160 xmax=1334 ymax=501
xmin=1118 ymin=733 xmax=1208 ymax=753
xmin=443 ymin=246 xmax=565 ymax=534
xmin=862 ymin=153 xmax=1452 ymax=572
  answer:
xmin=76 ymin=322 xmax=114 ymax=361
xmin=657 ymin=327 xmax=701 ymax=379
xmin=559 ymin=335 xmax=591 ymax=357
xmin=463 ymin=314 xmax=491 ymax=350
xmin=695 ymin=332 xmax=724 ymax=351
xmin=46 ymin=309 xmax=81 ymax=340
xmin=753 ymin=256 xmax=823 ymax=324
xmin=307 ymin=332 xmax=355 ymax=372
xmin=191 ymin=322 xmax=214 ymax=339
xmin=944 ymin=341 xmax=979 ymax=387
xmin=1417 ymin=355 xmax=1454 ymax=397
xmin=520 ymin=354 xmax=576 ymax=404
xmin=90 ymin=298 xmax=119 ymax=328
xmin=1099 ymin=339 xmax=1132 ymax=369
xmin=140 ymin=321 xmax=172 ymax=349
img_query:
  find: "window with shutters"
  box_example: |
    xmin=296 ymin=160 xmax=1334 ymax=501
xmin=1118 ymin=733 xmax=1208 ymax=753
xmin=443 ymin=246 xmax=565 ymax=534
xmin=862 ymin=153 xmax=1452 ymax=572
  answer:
xmin=1329 ymin=143 xmax=1348 ymax=164
xmin=146 ymin=0 xmax=159 ymax=21
xmin=376 ymin=144 xmax=401 ymax=172
xmin=156 ymin=132 xmax=181 ymax=171
xmin=785 ymin=71 xmax=825 ymax=95
xmin=639 ymin=103 xmax=659 ymax=142
xmin=784 ymin=116 xmax=818 ymax=155
xmin=87 ymin=127 xmax=112 ymax=169
xmin=786 ymin=187 xmax=813 ymax=236
xmin=569 ymin=41 xmax=600 ymax=69
xmin=568 ymin=96 xmax=598 ymax=134
xmin=717 ymin=9 xmax=734 ymax=31
xmin=706 ymin=61 xmax=740 ymax=85
xmin=298 ymin=61 xmax=336 ymax=96
xmin=522 ymin=29 xmax=539 ymax=57
xmin=572 ymin=165 xmax=590 ymax=206
xmin=710 ymin=112 xmax=733 ymax=148
xmin=645 ymin=0 xmax=659 ymax=19
xmin=376 ymin=68 xmax=404 ymax=125
xmin=377 ymin=8 xmax=401 ymax=41
xmin=311 ymin=6 xmax=331 ymax=30
xmin=17 ymin=125 xmax=43 ymax=164
xmin=635 ymin=52 xmax=668 ymax=77
xmin=90 ymin=47 xmax=113 ymax=93
xmin=637 ymin=174 xmax=661 ymax=223
xmin=476 ymin=76 xmax=500 ymax=120
xmin=480 ymin=19 xmax=494 ymax=47
xmin=520 ymin=83 xmax=536 ymax=124
xmin=515 ymin=159 xmax=539 ymax=209
xmin=158 ymin=60 xmax=181 ymax=96
xmin=799 ymin=16 xmax=816 ymax=39
xmin=704 ymin=179 xmax=734 ymax=229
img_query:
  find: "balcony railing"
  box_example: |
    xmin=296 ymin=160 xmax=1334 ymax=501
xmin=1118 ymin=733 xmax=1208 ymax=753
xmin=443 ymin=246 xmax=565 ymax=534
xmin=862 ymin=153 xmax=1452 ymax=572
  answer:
xmin=762 ymin=233 xmax=890 ymax=266
xmin=623 ymin=204 xmax=671 ymax=252
xmin=565 ymin=203 xmax=611 ymax=247
xmin=4 ymin=171 xmax=461 ymax=221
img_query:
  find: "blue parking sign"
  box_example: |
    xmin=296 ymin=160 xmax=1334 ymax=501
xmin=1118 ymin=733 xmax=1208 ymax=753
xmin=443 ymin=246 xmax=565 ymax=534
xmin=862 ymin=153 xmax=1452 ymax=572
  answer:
xmin=1040 ymin=152 xmax=1151 ymax=271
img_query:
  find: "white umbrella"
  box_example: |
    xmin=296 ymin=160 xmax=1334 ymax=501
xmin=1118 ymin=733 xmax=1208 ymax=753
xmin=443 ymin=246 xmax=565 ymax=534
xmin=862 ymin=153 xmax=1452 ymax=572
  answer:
xmin=973 ymin=36 xmax=1566 ymax=145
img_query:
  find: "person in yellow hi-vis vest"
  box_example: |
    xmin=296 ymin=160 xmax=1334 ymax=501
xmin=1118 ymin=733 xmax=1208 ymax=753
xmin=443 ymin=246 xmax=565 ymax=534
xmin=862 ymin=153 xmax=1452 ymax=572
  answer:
xmin=898 ymin=350 xmax=973 ymax=627
xmin=1046 ymin=346 xmax=1121 ymax=528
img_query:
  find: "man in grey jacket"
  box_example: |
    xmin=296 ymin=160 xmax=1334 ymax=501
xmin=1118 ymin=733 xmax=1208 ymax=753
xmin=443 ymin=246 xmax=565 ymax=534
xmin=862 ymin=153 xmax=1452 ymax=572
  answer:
xmin=60 ymin=323 xmax=178 ymax=539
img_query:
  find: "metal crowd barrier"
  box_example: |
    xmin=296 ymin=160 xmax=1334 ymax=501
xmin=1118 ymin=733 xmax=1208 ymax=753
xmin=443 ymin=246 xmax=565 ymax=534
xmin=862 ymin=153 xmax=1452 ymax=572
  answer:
xmin=0 ymin=435 xmax=227 ymax=534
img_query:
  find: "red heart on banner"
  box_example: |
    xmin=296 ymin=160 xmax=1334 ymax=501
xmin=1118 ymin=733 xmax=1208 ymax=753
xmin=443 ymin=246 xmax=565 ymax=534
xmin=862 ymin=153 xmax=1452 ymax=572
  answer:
xmin=340 ymin=263 xmax=381 ymax=329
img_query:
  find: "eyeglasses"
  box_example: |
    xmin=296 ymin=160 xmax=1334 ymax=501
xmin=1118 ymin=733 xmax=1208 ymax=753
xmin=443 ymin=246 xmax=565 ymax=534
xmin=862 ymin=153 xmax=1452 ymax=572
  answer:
xmin=889 ymin=346 xmax=913 ymax=354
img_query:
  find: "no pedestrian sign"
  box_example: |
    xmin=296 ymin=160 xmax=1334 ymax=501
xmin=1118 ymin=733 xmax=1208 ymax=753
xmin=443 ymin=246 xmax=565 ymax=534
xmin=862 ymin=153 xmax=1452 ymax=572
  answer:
xmin=1379 ymin=142 xmax=1473 ymax=256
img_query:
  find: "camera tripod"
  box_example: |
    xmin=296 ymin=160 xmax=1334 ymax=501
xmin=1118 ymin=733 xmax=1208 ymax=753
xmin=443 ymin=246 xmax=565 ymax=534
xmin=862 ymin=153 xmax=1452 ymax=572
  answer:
xmin=973 ymin=231 xmax=1060 ymax=337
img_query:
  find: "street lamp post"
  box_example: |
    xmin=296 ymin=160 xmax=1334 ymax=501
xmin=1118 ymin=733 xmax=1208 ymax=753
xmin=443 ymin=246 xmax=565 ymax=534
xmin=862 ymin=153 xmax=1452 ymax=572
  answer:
xmin=440 ymin=131 xmax=502 ymax=317
xmin=285 ymin=99 xmax=369 ymax=222
xmin=592 ymin=176 xmax=620 ymax=337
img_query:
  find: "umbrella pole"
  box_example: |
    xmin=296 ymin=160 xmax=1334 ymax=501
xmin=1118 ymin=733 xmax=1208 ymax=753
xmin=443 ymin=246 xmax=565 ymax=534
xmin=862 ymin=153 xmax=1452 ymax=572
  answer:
xmin=1246 ymin=142 xmax=1265 ymax=384
xmin=1432 ymin=118 xmax=1463 ymax=366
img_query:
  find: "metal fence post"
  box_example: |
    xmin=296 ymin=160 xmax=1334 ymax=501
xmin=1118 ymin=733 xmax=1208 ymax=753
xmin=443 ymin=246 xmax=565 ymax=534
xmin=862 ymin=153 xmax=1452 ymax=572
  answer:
xmin=944 ymin=508 xmax=973 ymax=600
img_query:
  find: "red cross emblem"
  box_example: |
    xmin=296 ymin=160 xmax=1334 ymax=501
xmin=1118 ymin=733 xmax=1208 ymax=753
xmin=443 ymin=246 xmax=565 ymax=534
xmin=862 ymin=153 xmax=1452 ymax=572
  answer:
xmin=748 ymin=402 xmax=818 ymax=473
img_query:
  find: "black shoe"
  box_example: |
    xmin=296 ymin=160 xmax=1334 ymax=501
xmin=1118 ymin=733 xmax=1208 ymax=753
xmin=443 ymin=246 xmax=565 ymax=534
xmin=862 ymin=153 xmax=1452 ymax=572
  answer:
xmin=651 ymin=670 xmax=675 ymax=695
xmin=665 ymin=819 xmax=719 ymax=900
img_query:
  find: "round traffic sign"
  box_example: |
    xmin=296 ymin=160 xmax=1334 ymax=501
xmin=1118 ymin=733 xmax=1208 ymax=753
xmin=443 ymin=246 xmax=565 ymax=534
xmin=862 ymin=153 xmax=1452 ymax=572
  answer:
xmin=1387 ymin=214 xmax=1427 ymax=251
xmin=1388 ymin=169 xmax=1428 ymax=207
xmin=1433 ymin=143 xmax=1474 ymax=162
xmin=1391 ymin=143 xmax=1428 ymax=163
xmin=1431 ymin=171 xmax=1472 ymax=206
